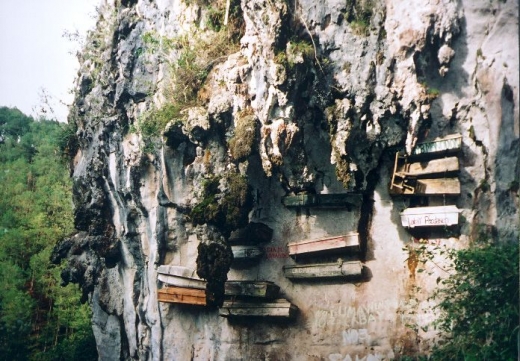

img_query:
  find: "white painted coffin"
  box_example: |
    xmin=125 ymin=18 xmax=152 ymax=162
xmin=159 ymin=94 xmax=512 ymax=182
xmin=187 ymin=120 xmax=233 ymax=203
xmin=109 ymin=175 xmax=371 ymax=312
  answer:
xmin=400 ymin=205 xmax=461 ymax=228
xmin=157 ymin=265 xmax=206 ymax=290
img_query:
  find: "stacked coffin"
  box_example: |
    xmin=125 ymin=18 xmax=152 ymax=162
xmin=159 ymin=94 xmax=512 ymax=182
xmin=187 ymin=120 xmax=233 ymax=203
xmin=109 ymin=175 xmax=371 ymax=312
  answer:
xmin=287 ymin=232 xmax=360 ymax=257
xmin=389 ymin=134 xmax=463 ymax=229
xmin=283 ymin=232 xmax=363 ymax=280
xmin=390 ymin=134 xmax=462 ymax=196
xmin=220 ymin=280 xmax=297 ymax=319
xmin=157 ymin=265 xmax=207 ymax=306
xmin=282 ymin=192 xmax=364 ymax=281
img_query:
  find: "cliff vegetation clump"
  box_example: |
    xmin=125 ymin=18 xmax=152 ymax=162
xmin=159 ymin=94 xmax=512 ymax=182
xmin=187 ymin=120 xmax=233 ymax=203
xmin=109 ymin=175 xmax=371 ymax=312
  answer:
xmin=135 ymin=0 xmax=244 ymax=142
xmin=228 ymin=108 xmax=258 ymax=162
xmin=196 ymin=241 xmax=233 ymax=307
xmin=190 ymin=173 xmax=253 ymax=237
xmin=430 ymin=240 xmax=519 ymax=360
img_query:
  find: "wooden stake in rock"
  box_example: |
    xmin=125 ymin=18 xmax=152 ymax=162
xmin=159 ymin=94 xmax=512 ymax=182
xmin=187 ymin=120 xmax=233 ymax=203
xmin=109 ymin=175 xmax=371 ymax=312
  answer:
xmin=224 ymin=0 xmax=230 ymax=26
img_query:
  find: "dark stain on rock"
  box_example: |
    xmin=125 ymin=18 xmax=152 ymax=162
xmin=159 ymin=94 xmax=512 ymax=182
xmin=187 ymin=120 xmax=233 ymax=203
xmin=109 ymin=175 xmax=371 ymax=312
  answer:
xmin=407 ymin=247 xmax=419 ymax=279
xmin=196 ymin=242 xmax=233 ymax=307
xmin=228 ymin=222 xmax=274 ymax=245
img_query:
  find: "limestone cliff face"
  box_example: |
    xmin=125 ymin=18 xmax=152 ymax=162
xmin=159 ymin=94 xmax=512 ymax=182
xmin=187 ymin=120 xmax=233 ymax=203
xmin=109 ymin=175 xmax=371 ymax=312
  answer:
xmin=52 ymin=0 xmax=518 ymax=359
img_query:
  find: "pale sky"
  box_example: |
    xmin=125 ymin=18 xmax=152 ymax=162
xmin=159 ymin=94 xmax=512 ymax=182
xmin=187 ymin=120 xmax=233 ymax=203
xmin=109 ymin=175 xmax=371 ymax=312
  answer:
xmin=0 ymin=0 xmax=99 ymax=122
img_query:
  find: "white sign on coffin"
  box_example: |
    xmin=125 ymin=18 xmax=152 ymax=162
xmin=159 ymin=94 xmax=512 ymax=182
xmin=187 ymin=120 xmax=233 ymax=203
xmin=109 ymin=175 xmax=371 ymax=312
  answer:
xmin=400 ymin=205 xmax=461 ymax=228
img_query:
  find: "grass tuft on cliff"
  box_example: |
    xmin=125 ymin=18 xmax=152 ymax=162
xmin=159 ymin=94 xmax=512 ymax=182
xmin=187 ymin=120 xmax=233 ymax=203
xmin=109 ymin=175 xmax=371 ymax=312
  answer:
xmin=228 ymin=108 xmax=258 ymax=162
xmin=135 ymin=0 xmax=244 ymax=145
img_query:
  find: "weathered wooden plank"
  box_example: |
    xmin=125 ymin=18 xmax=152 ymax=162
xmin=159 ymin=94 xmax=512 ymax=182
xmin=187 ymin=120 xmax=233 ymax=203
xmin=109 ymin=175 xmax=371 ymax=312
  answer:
xmin=287 ymin=232 xmax=359 ymax=256
xmin=158 ymin=287 xmax=206 ymax=306
xmin=400 ymin=205 xmax=461 ymax=228
xmin=415 ymin=178 xmax=461 ymax=195
xmin=219 ymin=299 xmax=297 ymax=318
xmin=231 ymin=245 xmax=264 ymax=260
xmin=282 ymin=193 xmax=363 ymax=208
xmin=411 ymin=134 xmax=462 ymax=156
xmin=397 ymin=156 xmax=459 ymax=177
xmin=225 ymin=281 xmax=280 ymax=299
xmin=390 ymin=178 xmax=460 ymax=195
xmin=157 ymin=265 xmax=206 ymax=289
xmin=157 ymin=265 xmax=198 ymax=278
xmin=283 ymin=261 xmax=363 ymax=280
xmin=157 ymin=274 xmax=206 ymax=290
xmin=390 ymin=152 xmax=411 ymax=193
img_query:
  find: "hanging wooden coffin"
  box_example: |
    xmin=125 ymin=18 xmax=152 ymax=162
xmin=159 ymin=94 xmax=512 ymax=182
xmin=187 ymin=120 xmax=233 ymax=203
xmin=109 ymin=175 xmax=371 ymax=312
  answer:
xmin=282 ymin=193 xmax=363 ymax=208
xmin=219 ymin=299 xmax=298 ymax=319
xmin=231 ymin=245 xmax=264 ymax=260
xmin=225 ymin=281 xmax=280 ymax=299
xmin=411 ymin=134 xmax=462 ymax=156
xmin=395 ymin=156 xmax=459 ymax=177
xmin=390 ymin=149 xmax=461 ymax=195
xmin=283 ymin=261 xmax=363 ymax=280
xmin=157 ymin=286 xmax=206 ymax=306
xmin=157 ymin=265 xmax=206 ymax=290
xmin=390 ymin=177 xmax=461 ymax=195
xmin=400 ymin=205 xmax=461 ymax=228
xmin=287 ymin=232 xmax=359 ymax=257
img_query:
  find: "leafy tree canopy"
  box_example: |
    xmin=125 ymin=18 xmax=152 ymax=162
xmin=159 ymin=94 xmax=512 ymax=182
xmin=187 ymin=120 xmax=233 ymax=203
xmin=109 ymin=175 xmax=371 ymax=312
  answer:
xmin=0 ymin=106 xmax=32 ymax=140
xmin=430 ymin=240 xmax=519 ymax=360
xmin=0 ymin=107 xmax=97 ymax=360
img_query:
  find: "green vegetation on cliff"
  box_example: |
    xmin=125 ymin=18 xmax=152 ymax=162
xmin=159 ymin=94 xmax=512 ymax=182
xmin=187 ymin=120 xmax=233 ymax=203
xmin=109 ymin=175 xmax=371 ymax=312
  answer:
xmin=134 ymin=0 xmax=244 ymax=143
xmin=430 ymin=240 xmax=518 ymax=360
xmin=0 ymin=107 xmax=97 ymax=360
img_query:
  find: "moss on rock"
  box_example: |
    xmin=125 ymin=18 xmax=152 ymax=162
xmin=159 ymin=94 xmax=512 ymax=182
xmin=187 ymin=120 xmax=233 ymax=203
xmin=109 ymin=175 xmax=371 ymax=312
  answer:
xmin=228 ymin=109 xmax=257 ymax=162
xmin=190 ymin=173 xmax=253 ymax=236
xmin=335 ymin=154 xmax=352 ymax=188
xmin=196 ymin=241 xmax=233 ymax=307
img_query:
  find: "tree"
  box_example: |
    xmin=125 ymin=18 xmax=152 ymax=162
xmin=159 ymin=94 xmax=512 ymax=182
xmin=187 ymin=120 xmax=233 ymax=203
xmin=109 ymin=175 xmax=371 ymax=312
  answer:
xmin=431 ymin=241 xmax=519 ymax=360
xmin=0 ymin=107 xmax=97 ymax=360
xmin=0 ymin=106 xmax=32 ymax=140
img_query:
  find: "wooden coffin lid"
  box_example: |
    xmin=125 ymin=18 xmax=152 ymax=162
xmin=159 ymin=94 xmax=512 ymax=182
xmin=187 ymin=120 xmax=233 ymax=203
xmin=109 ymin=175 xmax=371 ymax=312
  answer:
xmin=157 ymin=286 xmax=206 ymax=306
xmin=287 ymin=232 xmax=359 ymax=248
xmin=283 ymin=261 xmax=363 ymax=279
xmin=231 ymin=245 xmax=264 ymax=258
xmin=411 ymin=133 xmax=462 ymax=156
xmin=157 ymin=265 xmax=201 ymax=279
xmin=219 ymin=298 xmax=298 ymax=318
xmin=282 ymin=193 xmax=363 ymax=208
xmin=400 ymin=205 xmax=461 ymax=216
